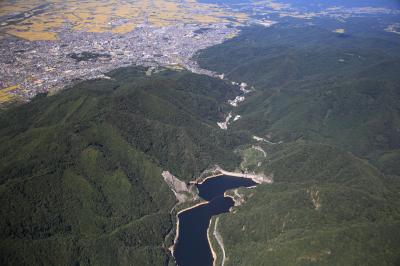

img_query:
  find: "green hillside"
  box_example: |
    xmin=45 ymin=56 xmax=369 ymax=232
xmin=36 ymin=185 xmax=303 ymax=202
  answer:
xmin=215 ymin=146 xmax=400 ymax=265
xmin=215 ymin=142 xmax=400 ymax=266
xmin=0 ymin=67 xmax=246 ymax=265
xmin=197 ymin=22 xmax=400 ymax=265
xmin=197 ymin=24 xmax=400 ymax=174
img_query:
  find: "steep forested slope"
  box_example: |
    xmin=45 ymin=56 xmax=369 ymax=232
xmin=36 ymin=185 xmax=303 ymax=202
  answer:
xmin=215 ymin=142 xmax=400 ymax=266
xmin=0 ymin=67 xmax=247 ymax=265
xmin=198 ymin=21 xmax=400 ymax=265
xmin=197 ymin=23 xmax=400 ymax=174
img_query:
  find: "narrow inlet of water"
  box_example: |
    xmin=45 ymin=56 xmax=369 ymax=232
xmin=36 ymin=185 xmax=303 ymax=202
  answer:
xmin=174 ymin=175 xmax=257 ymax=266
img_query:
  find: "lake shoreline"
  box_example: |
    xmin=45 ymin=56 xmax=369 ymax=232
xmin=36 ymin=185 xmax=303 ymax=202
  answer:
xmin=191 ymin=166 xmax=273 ymax=186
xmin=172 ymin=172 xmax=264 ymax=265
xmin=207 ymin=219 xmax=218 ymax=266
xmin=171 ymin=201 xmax=209 ymax=257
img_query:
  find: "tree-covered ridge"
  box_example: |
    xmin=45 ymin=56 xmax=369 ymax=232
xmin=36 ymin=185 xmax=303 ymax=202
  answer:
xmin=196 ymin=22 xmax=400 ymax=174
xmin=0 ymin=67 xmax=246 ymax=265
xmin=197 ymin=21 xmax=400 ymax=265
xmin=217 ymin=142 xmax=400 ymax=266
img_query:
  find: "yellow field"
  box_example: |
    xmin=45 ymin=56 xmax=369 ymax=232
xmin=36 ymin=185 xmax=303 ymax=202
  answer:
xmin=333 ymin=28 xmax=345 ymax=34
xmin=1 ymin=0 xmax=249 ymax=41
xmin=0 ymin=85 xmax=20 ymax=104
xmin=112 ymin=23 xmax=137 ymax=34
xmin=7 ymin=30 xmax=58 ymax=41
xmin=0 ymin=0 xmax=43 ymax=17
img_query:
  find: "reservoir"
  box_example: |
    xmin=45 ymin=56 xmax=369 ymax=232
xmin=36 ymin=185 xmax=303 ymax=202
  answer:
xmin=174 ymin=175 xmax=257 ymax=266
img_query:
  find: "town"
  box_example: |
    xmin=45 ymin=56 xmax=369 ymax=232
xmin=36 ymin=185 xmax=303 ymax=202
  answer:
xmin=0 ymin=22 xmax=237 ymax=103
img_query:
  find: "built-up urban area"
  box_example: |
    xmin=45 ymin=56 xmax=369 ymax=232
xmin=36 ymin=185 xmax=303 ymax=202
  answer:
xmin=1 ymin=0 xmax=399 ymax=105
xmin=0 ymin=23 xmax=237 ymax=103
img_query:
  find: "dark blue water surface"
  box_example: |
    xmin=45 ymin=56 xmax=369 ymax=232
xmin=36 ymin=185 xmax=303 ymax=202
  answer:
xmin=197 ymin=175 xmax=257 ymax=201
xmin=174 ymin=175 xmax=257 ymax=266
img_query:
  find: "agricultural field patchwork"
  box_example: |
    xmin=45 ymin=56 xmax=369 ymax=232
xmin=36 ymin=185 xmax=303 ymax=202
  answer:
xmin=0 ymin=0 xmax=248 ymax=41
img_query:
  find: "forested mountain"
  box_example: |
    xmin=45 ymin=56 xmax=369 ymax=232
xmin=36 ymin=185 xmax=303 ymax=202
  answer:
xmin=213 ymin=142 xmax=400 ymax=265
xmin=197 ymin=23 xmax=400 ymax=175
xmin=196 ymin=22 xmax=400 ymax=265
xmin=0 ymin=67 xmax=246 ymax=265
xmin=1 ymin=18 xmax=400 ymax=266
